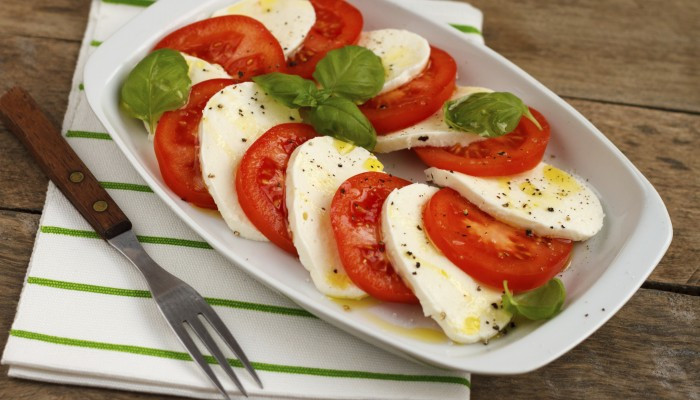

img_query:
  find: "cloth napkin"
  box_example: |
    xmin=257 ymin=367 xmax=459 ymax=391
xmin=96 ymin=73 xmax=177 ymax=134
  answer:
xmin=2 ymin=0 xmax=484 ymax=398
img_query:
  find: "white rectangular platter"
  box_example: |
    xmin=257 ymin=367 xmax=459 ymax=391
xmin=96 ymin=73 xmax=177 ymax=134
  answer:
xmin=84 ymin=0 xmax=672 ymax=374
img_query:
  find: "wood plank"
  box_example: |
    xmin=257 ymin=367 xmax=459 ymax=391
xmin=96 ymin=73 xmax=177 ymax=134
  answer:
xmin=0 ymin=209 xmax=698 ymax=399
xmin=0 ymin=35 xmax=82 ymax=212
xmin=0 ymin=36 xmax=80 ymax=129
xmin=567 ymin=99 xmax=700 ymax=285
xmin=0 ymin=0 xmax=697 ymax=399
xmin=0 ymin=0 xmax=90 ymax=42
xmin=467 ymin=0 xmax=700 ymax=113
xmin=471 ymin=289 xmax=700 ymax=399
xmin=0 ymin=211 xmax=40 ymax=384
xmin=0 ymin=0 xmax=696 ymax=113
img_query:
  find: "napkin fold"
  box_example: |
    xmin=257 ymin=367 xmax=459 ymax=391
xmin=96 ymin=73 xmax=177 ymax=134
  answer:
xmin=2 ymin=1 xmax=484 ymax=399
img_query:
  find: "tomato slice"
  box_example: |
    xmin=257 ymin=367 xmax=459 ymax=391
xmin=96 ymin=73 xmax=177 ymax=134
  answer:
xmin=360 ymin=47 xmax=457 ymax=134
xmin=155 ymin=79 xmax=235 ymax=209
xmin=423 ymin=188 xmax=572 ymax=293
xmin=415 ymin=108 xmax=551 ymax=177
xmin=286 ymin=0 xmax=363 ymax=79
xmin=153 ymin=15 xmax=286 ymax=80
xmin=331 ymin=172 xmax=418 ymax=303
xmin=236 ymin=123 xmax=316 ymax=255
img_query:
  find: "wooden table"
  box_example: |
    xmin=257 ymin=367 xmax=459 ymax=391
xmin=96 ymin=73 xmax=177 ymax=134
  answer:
xmin=1 ymin=0 xmax=698 ymax=398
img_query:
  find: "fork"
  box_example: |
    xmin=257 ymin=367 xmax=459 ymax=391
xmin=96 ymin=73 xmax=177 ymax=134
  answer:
xmin=0 ymin=87 xmax=262 ymax=399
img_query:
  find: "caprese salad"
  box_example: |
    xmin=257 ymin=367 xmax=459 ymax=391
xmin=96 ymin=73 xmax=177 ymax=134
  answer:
xmin=119 ymin=0 xmax=604 ymax=344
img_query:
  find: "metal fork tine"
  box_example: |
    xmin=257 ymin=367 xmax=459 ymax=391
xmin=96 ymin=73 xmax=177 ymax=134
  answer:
xmin=200 ymin=304 xmax=263 ymax=389
xmin=188 ymin=317 xmax=248 ymax=397
xmin=171 ymin=323 xmax=231 ymax=400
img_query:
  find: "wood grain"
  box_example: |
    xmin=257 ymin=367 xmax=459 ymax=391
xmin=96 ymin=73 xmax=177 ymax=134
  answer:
xmin=471 ymin=289 xmax=700 ymax=400
xmin=469 ymin=0 xmax=700 ymax=113
xmin=0 ymin=88 xmax=132 ymax=239
xmin=0 ymin=211 xmax=39 ymax=373
xmin=0 ymin=0 xmax=698 ymax=398
xmin=567 ymin=99 xmax=700 ymax=285
xmin=0 ymin=0 xmax=90 ymax=42
xmin=0 ymin=35 xmax=81 ymax=212
xmin=0 ymin=36 xmax=81 ymax=124
xmin=0 ymin=209 xmax=697 ymax=399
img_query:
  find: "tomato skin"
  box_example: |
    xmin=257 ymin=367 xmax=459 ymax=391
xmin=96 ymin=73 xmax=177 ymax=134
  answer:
xmin=286 ymin=0 xmax=363 ymax=79
xmin=236 ymin=123 xmax=317 ymax=255
xmin=154 ymin=15 xmax=286 ymax=80
xmin=331 ymin=172 xmax=418 ymax=303
xmin=360 ymin=47 xmax=457 ymax=134
xmin=155 ymin=79 xmax=236 ymax=209
xmin=423 ymin=188 xmax=572 ymax=293
xmin=415 ymin=108 xmax=551 ymax=177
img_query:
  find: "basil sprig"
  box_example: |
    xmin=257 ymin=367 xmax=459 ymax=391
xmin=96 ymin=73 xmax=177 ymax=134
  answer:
xmin=120 ymin=49 xmax=191 ymax=137
xmin=502 ymin=279 xmax=566 ymax=320
xmin=444 ymin=92 xmax=542 ymax=138
xmin=253 ymin=45 xmax=384 ymax=150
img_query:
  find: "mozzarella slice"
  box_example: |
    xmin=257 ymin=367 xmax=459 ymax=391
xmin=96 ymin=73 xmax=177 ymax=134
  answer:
xmin=426 ymin=164 xmax=604 ymax=241
xmin=181 ymin=53 xmax=231 ymax=85
xmin=286 ymin=136 xmax=384 ymax=299
xmin=381 ymin=183 xmax=512 ymax=343
xmin=359 ymin=29 xmax=431 ymax=95
xmin=375 ymin=86 xmax=491 ymax=153
xmin=199 ymin=82 xmax=300 ymax=240
xmin=212 ymin=0 xmax=316 ymax=58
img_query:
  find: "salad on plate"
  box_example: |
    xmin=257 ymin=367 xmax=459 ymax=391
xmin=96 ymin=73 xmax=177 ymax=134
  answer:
xmin=118 ymin=0 xmax=605 ymax=345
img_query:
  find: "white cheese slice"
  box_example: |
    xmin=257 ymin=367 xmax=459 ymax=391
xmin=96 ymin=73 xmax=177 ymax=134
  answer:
xmin=181 ymin=53 xmax=231 ymax=85
xmin=426 ymin=164 xmax=605 ymax=241
xmin=286 ymin=136 xmax=384 ymax=299
xmin=212 ymin=0 xmax=316 ymax=58
xmin=359 ymin=29 xmax=431 ymax=95
xmin=199 ymin=82 xmax=300 ymax=240
xmin=145 ymin=54 xmax=232 ymax=139
xmin=374 ymin=86 xmax=491 ymax=153
xmin=381 ymin=183 xmax=512 ymax=343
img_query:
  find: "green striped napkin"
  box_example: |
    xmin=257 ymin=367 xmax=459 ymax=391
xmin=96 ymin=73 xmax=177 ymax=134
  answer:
xmin=2 ymin=0 xmax=483 ymax=398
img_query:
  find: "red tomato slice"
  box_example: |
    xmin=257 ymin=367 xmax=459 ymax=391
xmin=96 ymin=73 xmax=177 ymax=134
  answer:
xmin=286 ymin=0 xmax=363 ymax=79
xmin=414 ymin=108 xmax=550 ymax=177
xmin=236 ymin=123 xmax=317 ymax=255
xmin=360 ymin=47 xmax=457 ymax=134
xmin=155 ymin=79 xmax=235 ymax=209
xmin=331 ymin=172 xmax=418 ymax=303
xmin=423 ymin=188 xmax=572 ymax=293
xmin=153 ymin=15 xmax=286 ymax=80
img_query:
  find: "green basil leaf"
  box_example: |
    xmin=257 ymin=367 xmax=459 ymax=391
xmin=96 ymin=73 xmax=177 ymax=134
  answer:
xmin=312 ymin=45 xmax=385 ymax=103
xmin=443 ymin=92 xmax=542 ymax=138
xmin=253 ymin=72 xmax=320 ymax=108
xmin=120 ymin=49 xmax=191 ymax=135
xmin=300 ymin=96 xmax=377 ymax=150
xmin=502 ymin=279 xmax=566 ymax=320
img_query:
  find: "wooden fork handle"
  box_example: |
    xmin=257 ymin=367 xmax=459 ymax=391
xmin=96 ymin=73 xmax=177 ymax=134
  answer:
xmin=0 ymin=87 xmax=132 ymax=239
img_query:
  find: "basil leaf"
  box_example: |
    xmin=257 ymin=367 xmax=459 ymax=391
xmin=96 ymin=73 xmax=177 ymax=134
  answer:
xmin=253 ymin=73 xmax=320 ymax=108
xmin=502 ymin=279 xmax=566 ymax=320
xmin=300 ymin=96 xmax=377 ymax=150
xmin=312 ymin=45 xmax=385 ymax=103
xmin=443 ymin=92 xmax=542 ymax=138
xmin=120 ymin=49 xmax=191 ymax=136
